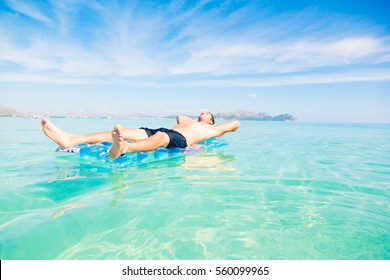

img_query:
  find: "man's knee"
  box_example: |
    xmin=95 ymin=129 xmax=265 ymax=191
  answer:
xmin=154 ymin=131 xmax=164 ymax=139
xmin=154 ymin=131 xmax=169 ymax=147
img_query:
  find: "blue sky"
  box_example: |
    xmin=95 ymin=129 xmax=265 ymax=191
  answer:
xmin=0 ymin=0 xmax=389 ymax=122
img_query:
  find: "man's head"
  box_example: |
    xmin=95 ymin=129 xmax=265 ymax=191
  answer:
xmin=198 ymin=111 xmax=215 ymax=125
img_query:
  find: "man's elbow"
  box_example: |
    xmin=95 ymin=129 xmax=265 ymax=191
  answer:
xmin=231 ymin=121 xmax=240 ymax=131
xmin=177 ymin=115 xmax=184 ymax=124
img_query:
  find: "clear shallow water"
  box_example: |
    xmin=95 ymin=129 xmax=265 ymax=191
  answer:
xmin=0 ymin=117 xmax=389 ymax=260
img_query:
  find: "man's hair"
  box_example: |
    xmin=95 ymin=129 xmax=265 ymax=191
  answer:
xmin=209 ymin=112 xmax=215 ymax=125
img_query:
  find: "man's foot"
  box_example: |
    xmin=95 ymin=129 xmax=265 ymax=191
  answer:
xmin=109 ymin=125 xmax=129 ymax=159
xmin=41 ymin=118 xmax=76 ymax=148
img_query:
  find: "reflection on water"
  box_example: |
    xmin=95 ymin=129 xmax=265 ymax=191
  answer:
xmin=51 ymin=203 xmax=87 ymax=219
xmin=181 ymin=153 xmax=236 ymax=171
xmin=41 ymin=150 xmax=235 ymax=218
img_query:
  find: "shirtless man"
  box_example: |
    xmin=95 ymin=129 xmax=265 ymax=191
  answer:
xmin=41 ymin=112 xmax=240 ymax=160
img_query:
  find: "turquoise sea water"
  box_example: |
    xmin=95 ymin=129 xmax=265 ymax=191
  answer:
xmin=0 ymin=117 xmax=389 ymax=260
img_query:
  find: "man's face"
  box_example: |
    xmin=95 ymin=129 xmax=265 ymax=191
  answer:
xmin=198 ymin=112 xmax=213 ymax=124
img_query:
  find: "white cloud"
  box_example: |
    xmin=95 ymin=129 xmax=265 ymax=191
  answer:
xmin=170 ymin=36 xmax=390 ymax=75
xmin=0 ymin=1 xmax=389 ymax=86
xmin=0 ymin=72 xmax=96 ymax=84
xmin=248 ymin=94 xmax=257 ymax=98
xmin=167 ymin=68 xmax=390 ymax=88
xmin=5 ymin=0 xmax=52 ymax=25
xmin=165 ymin=108 xmax=195 ymax=114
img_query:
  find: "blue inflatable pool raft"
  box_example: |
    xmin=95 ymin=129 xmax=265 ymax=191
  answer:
xmin=55 ymin=137 xmax=227 ymax=168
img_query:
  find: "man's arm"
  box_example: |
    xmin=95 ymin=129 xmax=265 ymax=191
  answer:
xmin=177 ymin=115 xmax=193 ymax=124
xmin=214 ymin=121 xmax=240 ymax=137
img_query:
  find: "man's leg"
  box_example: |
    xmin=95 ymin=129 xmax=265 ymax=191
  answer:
xmin=109 ymin=125 xmax=170 ymax=159
xmin=41 ymin=118 xmax=148 ymax=148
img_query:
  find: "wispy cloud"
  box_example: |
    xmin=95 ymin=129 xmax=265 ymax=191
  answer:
xmin=0 ymin=0 xmax=389 ymax=87
xmin=5 ymin=0 xmax=52 ymax=24
xmin=172 ymin=68 xmax=390 ymax=88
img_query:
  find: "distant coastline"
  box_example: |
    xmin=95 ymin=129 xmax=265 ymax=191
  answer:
xmin=0 ymin=104 xmax=297 ymax=122
xmin=167 ymin=110 xmax=297 ymax=122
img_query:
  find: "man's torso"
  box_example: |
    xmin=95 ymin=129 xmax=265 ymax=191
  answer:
xmin=170 ymin=120 xmax=216 ymax=146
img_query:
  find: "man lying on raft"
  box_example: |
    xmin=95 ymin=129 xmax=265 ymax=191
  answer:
xmin=41 ymin=112 xmax=240 ymax=160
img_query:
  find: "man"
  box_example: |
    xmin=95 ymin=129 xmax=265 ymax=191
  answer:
xmin=41 ymin=112 xmax=240 ymax=160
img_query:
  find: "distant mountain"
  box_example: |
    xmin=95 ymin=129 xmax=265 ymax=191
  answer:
xmin=0 ymin=104 xmax=21 ymax=116
xmin=0 ymin=105 xmax=297 ymax=121
xmin=216 ymin=110 xmax=271 ymax=120
xmin=215 ymin=110 xmax=297 ymax=121
xmin=165 ymin=110 xmax=297 ymax=121
xmin=271 ymin=114 xmax=297 ymax=121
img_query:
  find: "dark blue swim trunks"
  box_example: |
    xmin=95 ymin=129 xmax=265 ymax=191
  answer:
xmin=139 ymin=127 xmax=188 ymax=149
